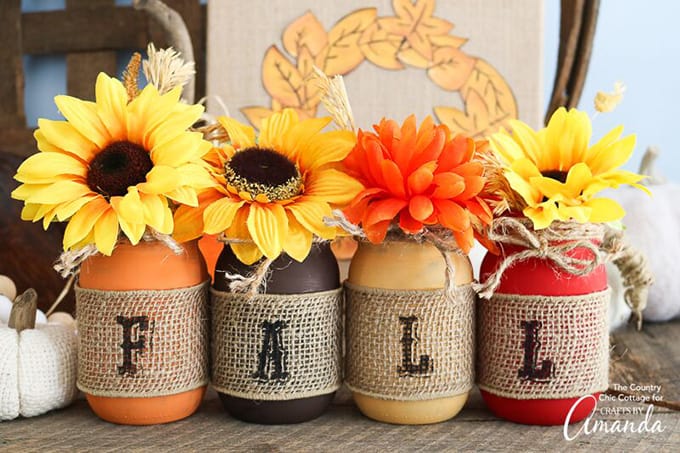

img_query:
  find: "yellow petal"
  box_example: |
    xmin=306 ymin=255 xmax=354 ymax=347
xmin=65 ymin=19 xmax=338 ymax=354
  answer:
xmin=150 ymin=130 xmax=211 ymax=167
xmin=282 ymin=116 xmax=332 ymax=162
xmin=246 ymin=203 xmax=288 ymax=259
xmin=510 ymin=158 xmax=541 ymax=180
xmin=504 ymin=170 xmax=541 ymax=205
xmin=37 ymin=119 xmax=98 ymax=162
xmin=15 ymin=152 xmax=86 ymax=183
xmin=217 ymin=116 xmax=256 ymax=149
xmin=286 ymin=197 xmax=335 ymax=239
xmin=304 ymin=168 xmax=364 ymax=205
xmin=94 ymin=207 xmax=120 ymax=255
xmin=296 ymin=130 xmax=355 ymax=171
xmin=490 ymin=132 xmax=527 ymax=164
xmin=283 ymin=214 xmax=313 ymax=262
xmin=508 ymin=120 xmax=541 ymax=165
xmin=588 ymin=134 xmax=636 ymax=175
xmin=137 ymin=165 xmax=181 ymax=194
xmin=26 ymin=180 xmax=92 ymax=204
xmin=226 ymin=205 xmax=264 ymax=265
xmin=583 ymin=197 xmax=626 ymax=223
xmin=126 ymin=85 xmax=181 ymax=146
xmin=21 ymin=203 xmax=40 ymax=222
xmin=95 ymin=72 xmax=128 ymax=140
xmin=147 ymin=103 xmax=205 ymax=151
xmin=557 ymin=204 xmax=592 ymax=223
xmin=524 ymin=202 xmax=559 ymax=230
xmin=166 ymin=186 xmax=199 ymax=207
xmin=564 ymin=162 xmax=593 ymax=197
xmin=55 ymin=95 xmax=111 ymax=148
xmin=258 ymin=109 xmax=299 ymax=150
xmin=203 ymin=198 xmax=246 ymax=234
xmin=139 ymin=192 xmax=173 ymax=234
xmin=54 ymin=193 xmax=99 ymax=221
xmin=583 ymin=125 xmax=623 ymax=163
xmin=63 ymin=197 xmax=110 ymax=249
xmin=109 ymin=191 xmax=145 ymax=245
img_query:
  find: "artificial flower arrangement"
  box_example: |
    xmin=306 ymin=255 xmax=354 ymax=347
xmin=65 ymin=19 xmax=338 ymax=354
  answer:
xmin=11 ymin=45 xmax=215 ymax=426
xmin=338 ymin=113 xmax=492 ymax=425
xmin=180 ymin=106 xmax=363 ymax=424
xmin=474 ymin=93 xmax=651 ymax=426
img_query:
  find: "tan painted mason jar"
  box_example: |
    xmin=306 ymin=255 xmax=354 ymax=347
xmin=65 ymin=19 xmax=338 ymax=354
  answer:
xmin=345 ymin=239 xmax=475 ymax=424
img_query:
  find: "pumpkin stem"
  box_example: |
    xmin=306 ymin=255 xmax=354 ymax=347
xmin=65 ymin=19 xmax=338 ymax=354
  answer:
xmin=8 ymin=288 xmax=38 ymax=332
xmin=638 ymin=146 xmax=666 ymax=186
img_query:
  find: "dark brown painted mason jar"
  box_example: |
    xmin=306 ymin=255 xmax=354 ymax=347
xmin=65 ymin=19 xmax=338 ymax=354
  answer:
xmin=211 ymin=242 xmax=341 ymax=424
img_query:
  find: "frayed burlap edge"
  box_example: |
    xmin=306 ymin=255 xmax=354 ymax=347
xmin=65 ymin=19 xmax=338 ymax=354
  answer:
xmin=76 ymin=281 xmax=210 ymax=398
xmin=477 ymin=288 xmax=610 ymax=400
xmin=345 ymin=283 xmax=475 ymax=401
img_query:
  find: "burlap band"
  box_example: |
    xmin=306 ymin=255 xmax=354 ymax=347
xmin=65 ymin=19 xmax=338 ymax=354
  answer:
xmin=477 ymin=289 xmax=610 ymax=399
xmin=75 ymin=282 xmax=209 ymax=397
xmin=345 ymin=283 xmax=475 ymax=401
xmin=210 ymin=288 xmax=343 ymax=400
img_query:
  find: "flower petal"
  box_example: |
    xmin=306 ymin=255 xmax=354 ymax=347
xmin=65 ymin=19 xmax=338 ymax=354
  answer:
xmin=217 ymin=116 xmax=256 ymax=149
xmin=583 ymin=197 xmax=626 ymax=223
xmin=63 ymin=197 xmax=110 ymax=249
xmin=283 ymin=214 xmax=314 ymax=262
xmin=203 ymin=197 xmax=246 ymax=234
xmin=247 ymin=203 xmax=288 ymax=259
xmin=137 ymin=165 xmax=181 ymax=194
xmin=363 ymin=198 xmax=408 ymax=227
xmin=25 ymin=180 xmax=92 ymax=204
xmin=95 ymin=72 xmax=128 ymax=140
xmin=259 ymin=109 xmax=298 ymax=150
xmin=15 ymin=152 xmax=87 ymax=183
xmin=407 ymin=163 xmax=435 ymax=195
xmin=431 ymin=172 xmax=465 ymax=199
xmin=409 ymin=195 xmax=434 ymax=222
xmin=55 ymin=95 xmax=111 ymax=148
xmin=296 ymin=130 xmax=355 ymax=171
xmin=37 ymin=119 xmax=98 ymax=162
xmin=434 ymin=199 xmax=470 ymax=232
xmin=287 ymin=197 xmax=336 ymax=239
xmin=304 ymin=168 xmax=364 ymax=205
xmin=94 ymin=207 xmax=120 ymax=255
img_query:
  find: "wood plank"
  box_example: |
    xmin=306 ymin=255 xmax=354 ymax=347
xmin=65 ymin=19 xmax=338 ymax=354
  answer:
xmin=0 ymin=389 xmax=677 ymax=450
xmin=0 ymin=0 xmax=26 ymax=129
xmin=65 ymin=0 xmax=118 ymax=100
xmin=0 ymin=128 xmax=37 ymax=158
xmin=22 ymin=7 xmax=149 ymax=55
xmin=610 ymin=319 xmax=680 ymax=410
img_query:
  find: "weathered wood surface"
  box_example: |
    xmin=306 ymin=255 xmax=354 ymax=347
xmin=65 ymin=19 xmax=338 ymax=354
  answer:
xmin=0 ymin=0 xmax=25 ymax=130
xmin=610 ymin=319 xmax=680 ymax=411
xmin=1 ymin=322 xmax=678 ymax=451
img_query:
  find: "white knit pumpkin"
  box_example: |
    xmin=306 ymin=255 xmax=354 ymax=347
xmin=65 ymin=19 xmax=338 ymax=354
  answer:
xmin=0 ymin=291 xmax=78 ymax=420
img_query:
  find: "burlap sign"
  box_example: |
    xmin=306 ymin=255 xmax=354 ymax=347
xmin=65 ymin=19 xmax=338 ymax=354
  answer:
xmin=210 ymin=288 xmax=343 ymax=400
xmin=477 ymin=289 xmax=610 ymax=399
xmin=345 ymin=283 xmax=475 ymax=400
xmin=75 ymin=282 xmax=209 ymax=398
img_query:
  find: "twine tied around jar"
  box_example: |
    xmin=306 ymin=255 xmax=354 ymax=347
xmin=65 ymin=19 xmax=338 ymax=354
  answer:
xmin=474 ymin=216 xmax=654 ymax=330
xmin=326 ymin=210 xmax=464 ymax=300
xmin=48 ymin=230 xmax=185 ymax=316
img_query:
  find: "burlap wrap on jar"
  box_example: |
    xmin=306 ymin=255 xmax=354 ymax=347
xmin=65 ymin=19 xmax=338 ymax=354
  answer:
xmin=477 ymin=289 xmax=610 ymax=399
xmin=345 ymin=283 xmax=475 ymax=400
xmin=75 ymin=282 xmax=210 ymax=397
xmin=210 ymin=288 xmax=343 ymax=400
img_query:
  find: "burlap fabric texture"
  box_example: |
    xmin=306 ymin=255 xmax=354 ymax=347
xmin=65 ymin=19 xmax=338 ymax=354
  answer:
xmin=75 ymin=281 xmax=209 ymax=397
xmin=210 ymin=287 xmax=343 ymax=400
xmin=345 ymin=283 xmax=475 ymax=400
xmin=477 ymin=289 xmax=610 ymax=399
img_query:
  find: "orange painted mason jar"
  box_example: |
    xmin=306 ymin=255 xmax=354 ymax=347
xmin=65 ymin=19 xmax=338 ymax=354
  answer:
xmin=77 ymin=239 xmax=210 ymax=425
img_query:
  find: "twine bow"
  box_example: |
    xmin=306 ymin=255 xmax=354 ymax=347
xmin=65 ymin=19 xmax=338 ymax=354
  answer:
xmin=474 ymin=217 xmax=606 ymax=300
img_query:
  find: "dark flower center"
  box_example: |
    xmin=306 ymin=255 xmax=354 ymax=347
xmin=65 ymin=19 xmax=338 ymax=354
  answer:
xmin=541 ymin=170 xmax=569 ymax=183
xmin=87 ymin=141 xmax=153 ymax=197
xmin=225 ymin=147 xmax=302 ymax=201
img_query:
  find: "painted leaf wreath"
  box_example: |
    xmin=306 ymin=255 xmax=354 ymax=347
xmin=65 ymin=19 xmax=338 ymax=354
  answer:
xmin=342 ymin=115 xmax=492 ymax=253
xmin=12 ymin=72 xmax=213 ymax=255
xmin=243 ymin=0 xmax=518 ymax=138
xmin=174 ymin=109 xmax=363 ymax=264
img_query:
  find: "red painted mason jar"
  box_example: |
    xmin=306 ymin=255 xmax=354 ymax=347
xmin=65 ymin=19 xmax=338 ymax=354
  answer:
xmin=477 ymin=223 xmax=609 ymax=426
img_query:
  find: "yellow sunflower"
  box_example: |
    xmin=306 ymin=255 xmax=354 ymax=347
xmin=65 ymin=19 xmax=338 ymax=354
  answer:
xmin=174 ymin=109 xmax=363 ymax=264
xmin=12 ymin=72 xmax=213 ymax=255
xmin=489 ymin=107 xmax=647 ymax=229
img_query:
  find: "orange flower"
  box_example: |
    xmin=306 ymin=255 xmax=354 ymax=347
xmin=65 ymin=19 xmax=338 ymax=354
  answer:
xmin=343 ymin=115 xmax=492 ymax=253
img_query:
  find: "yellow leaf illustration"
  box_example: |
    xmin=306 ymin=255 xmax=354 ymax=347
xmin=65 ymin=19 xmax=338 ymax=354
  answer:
xmin=318 ymin=8 xmax=377 ymax=75
xmin=380 ymin=0 xmax=453 ymax=61
xmin=282 ymin=11 xmax=329 ymax=58
xmin=430 ymin=34 xmax=467 ymax=50
xmin=427 ymin=46 xmax=475 ymax=91
xmin=359 ymin=21 xmax=403 ymax=70
xmin=297 ymin=46 xmax=322 ymax=109
xmin=398 ymin=47 xmax=430 ymax=68
xmin=262 ymin=45 xmax=305 ymax=107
